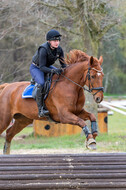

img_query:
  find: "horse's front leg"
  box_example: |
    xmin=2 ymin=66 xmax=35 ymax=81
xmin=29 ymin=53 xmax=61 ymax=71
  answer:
xmin=77 ymin=109 xmax=98 ymax=139
xmin=58 ymin=110 xmax=96 ymax=150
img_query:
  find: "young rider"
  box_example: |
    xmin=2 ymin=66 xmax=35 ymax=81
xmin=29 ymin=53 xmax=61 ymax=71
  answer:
xmin=30 ymin=29 xmax=66 ymax=117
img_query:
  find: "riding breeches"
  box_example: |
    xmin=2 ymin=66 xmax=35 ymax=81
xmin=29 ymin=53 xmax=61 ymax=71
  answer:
xmin=30 ymin=63 xmax=56 ymax=86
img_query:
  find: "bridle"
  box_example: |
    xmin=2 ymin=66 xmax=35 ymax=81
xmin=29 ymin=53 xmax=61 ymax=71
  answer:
xmin=84 ymin=67 xmax=104 ymax=96
xmin=61 ymin=66 xmax=104 ymax=96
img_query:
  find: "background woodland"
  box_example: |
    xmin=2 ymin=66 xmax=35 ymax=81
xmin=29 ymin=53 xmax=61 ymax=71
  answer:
xmin=0 ymin=0 xmax=126 ymax=94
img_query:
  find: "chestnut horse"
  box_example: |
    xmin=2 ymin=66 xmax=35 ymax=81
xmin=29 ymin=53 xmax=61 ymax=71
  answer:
xmin=0 ymin=50 xmax=104 ymax=154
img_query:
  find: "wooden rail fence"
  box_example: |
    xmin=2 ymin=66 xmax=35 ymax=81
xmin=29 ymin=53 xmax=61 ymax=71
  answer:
xmin=0 ymin=153 xmax=126 ymax=189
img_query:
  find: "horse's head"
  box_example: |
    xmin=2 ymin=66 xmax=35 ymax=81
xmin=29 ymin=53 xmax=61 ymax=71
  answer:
xmin=65 ymin=49 xmax=104 ymax=103
xmin=84 ymin=56 xmax=104 ymax=103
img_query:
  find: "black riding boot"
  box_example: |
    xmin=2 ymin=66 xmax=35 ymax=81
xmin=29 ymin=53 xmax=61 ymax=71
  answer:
xmin=40 ymin=92 xmax=49 ymax=116
xmin=36 ymin=84 xmax=49 ymax=117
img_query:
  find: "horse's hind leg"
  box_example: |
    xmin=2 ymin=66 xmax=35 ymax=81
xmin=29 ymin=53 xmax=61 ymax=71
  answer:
xmin=0 ymin=115 xmax=12 ymax=155
xmin=3 ymin=114 xmax=33 ymax=154
xmin=0 ymin=113 xmax=12 ymax=135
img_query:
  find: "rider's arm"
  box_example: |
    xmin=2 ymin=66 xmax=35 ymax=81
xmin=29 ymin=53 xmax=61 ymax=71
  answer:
xmin=59 ymin=48 xmax=67 ymax=68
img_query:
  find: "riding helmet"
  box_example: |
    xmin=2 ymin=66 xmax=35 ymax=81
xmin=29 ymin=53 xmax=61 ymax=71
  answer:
xmin=46 ymin=29 xmax=62 ymax=41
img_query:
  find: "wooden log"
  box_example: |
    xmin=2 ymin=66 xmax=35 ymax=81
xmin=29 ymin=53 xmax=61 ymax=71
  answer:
xmin=1 ymin=152 xmax=126 ymax=159
xmin=0 ymin=182 xmax=126 ymax=189
xmin=0 ymin=165 xmax=126 ymax=171
xmin=0 ymin=173 xmax=126 ymax=180
xmin=0 ymin=153 xmax=126 ymax=189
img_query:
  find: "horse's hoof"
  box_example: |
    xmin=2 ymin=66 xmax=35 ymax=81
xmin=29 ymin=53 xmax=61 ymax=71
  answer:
xmin=86 ymin=138 xmax=96 ymax=150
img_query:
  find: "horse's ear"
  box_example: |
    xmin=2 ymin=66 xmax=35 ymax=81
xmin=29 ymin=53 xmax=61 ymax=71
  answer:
xmin=99 ymin=56 xmax=103 ymax=65
xmin=90 ymin=56 xmax=94 ymax=66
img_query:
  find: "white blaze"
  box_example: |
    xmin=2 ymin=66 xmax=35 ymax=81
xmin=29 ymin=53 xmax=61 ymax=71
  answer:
xmin=97 ymin=73 xmax=101 ymax=76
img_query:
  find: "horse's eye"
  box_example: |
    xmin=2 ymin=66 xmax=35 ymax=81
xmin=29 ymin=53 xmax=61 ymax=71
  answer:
xmin=91 ymin=75 xmax=95 ymax=79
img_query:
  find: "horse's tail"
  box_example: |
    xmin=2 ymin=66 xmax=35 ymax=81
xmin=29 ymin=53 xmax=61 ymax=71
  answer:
xmin=0 ymin=83 xmax=9 ymax=94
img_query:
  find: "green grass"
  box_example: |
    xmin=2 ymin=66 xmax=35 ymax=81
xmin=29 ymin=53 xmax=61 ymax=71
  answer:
xmin=9 ymin=134 xmax=84 ymax=150
xmin=104 ymin=93 xmax=126 ymax=98
xmin=108 ymin=111 xmax=126 ymax=134
xmin=96 ymin=111 xmax=126 ymax=152
xmin=0 ymin=111 xmax=126 ymax=152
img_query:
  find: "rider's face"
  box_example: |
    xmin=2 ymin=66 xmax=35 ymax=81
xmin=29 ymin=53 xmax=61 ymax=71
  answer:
xmin=49 ymin=40 xmax=60 ymax=49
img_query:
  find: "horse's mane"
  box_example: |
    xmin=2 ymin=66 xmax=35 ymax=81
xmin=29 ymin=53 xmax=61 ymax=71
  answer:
xmin=65 ymin=49 xmax=89 ymax=64
xmin=0 ymin=83 xmax=9 ymax=94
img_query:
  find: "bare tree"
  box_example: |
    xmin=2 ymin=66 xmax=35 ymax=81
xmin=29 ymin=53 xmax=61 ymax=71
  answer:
xmin=0 ymin=0 xmax=48 ymax=82
xmin=0 ymin=0 xmax=125 ymax=121
xmin=31 ymin=0 xmax=120 ymax=56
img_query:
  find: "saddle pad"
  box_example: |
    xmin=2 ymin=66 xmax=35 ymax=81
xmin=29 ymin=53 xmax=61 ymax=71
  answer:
xmin=22 ymin=84 xmax=34 ymax=98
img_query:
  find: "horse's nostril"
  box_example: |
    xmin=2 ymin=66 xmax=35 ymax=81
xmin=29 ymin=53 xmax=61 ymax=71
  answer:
xmin=96 ymin=97 xmax=101 ymax=103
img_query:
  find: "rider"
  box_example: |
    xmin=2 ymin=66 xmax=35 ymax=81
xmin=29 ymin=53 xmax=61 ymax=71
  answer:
xmin=30 ymin=29 xmax=66 ymax=117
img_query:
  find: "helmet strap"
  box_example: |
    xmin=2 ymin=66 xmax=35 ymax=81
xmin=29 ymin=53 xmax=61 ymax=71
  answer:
xmin=48 ymin=41 xmax=54 ymax=49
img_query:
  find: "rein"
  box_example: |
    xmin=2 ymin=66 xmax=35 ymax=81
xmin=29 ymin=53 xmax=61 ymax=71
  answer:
xmin=61 ymin=67 xmax=104 ymax=96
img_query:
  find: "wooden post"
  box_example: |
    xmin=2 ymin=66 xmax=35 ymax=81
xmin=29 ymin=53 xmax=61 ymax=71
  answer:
xmin=33 ymin=120 xmax=82 ymax=137
xmin=98 ymin=108 xmax=108 ymax=133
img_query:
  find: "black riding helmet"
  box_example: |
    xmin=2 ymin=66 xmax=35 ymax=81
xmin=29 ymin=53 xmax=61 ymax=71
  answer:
xmin=46 ymin=29 xmax=62 ymax=41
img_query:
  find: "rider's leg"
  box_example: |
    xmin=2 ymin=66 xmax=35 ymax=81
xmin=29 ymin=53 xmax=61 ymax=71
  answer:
xmin=36 ymin=84 xmax=43 ymax=117
xmin=30 ymin=64 xmax=49 ymax=117
xmin=36 ymin=84 xmax=49 ymax=117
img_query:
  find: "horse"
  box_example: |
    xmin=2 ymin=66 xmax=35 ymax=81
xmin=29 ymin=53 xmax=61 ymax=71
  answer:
xmin=0 ymin=50 xmax=104 ymax=154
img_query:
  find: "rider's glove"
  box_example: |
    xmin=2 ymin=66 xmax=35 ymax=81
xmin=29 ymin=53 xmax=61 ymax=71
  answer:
xmin=61 ymin=63 xmax=67 ymax=68
xmin=51 ymin=68 xmax=63 ymax=75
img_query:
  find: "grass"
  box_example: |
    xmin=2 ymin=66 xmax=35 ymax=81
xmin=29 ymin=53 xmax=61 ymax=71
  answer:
xmin=96 ymin=111 xmax=126 ymax=152
xmin=104 ymin=93 xmax=126 ymax=98
xmin=0 ymin=111 xmax=126 ymax=152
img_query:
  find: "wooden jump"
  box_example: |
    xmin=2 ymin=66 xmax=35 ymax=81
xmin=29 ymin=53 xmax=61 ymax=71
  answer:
xmin=0 ymin=153 xmax=126 ymax=189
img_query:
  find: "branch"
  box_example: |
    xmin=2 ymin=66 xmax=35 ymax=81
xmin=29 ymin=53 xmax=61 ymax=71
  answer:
xmin=63 ymin=0 xmax=77 ymax=13
xmin=35 ymin=1 xmax=77 ymax=13
xmin=39 ymin=20 xmax=83 ymax=36
xmin=97 ymin=21 xmax=118 ymax=41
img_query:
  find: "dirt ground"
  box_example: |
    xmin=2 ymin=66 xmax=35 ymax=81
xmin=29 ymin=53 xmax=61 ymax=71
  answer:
xmin=0 ymin=148 xmax=121 ymax=155
xmin=0 ymin=148 xmax=92 ymax=155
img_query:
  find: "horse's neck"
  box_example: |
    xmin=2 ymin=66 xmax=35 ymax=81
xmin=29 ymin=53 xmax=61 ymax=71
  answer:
xmin=65 ymin=62 xmax=88 ymax=86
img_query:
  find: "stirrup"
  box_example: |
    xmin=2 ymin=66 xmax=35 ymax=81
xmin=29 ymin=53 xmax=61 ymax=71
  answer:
xmin=38 ymin=107 xmax=49 ymax=117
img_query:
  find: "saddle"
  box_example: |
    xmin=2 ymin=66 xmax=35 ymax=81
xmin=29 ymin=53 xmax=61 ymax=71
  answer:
xmin=22 ymin=73 xmax=53 ymax=100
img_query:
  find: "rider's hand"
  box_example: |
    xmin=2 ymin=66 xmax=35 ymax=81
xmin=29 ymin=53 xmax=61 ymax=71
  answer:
xmin=61 ymin=63 xmax=67 ymax=68
xmin=51 ymin=68 xmax=63 ymax=75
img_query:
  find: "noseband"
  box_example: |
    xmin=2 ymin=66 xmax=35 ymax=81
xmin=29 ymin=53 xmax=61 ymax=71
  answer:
xmin=85 ymin=67 xmax=104 ymax=96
